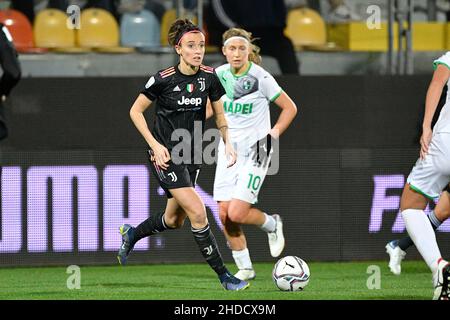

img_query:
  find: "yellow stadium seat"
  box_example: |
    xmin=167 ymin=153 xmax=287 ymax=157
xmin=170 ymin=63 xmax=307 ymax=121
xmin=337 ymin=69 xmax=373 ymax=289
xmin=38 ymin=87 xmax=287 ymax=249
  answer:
xmin=34 ymin=9 xmax=75 ymax=48
xmin=77 ymin=8 xmax=120 ymax=48
xmin=327 ymin=22 xmax=445 ymax=51
xmin=160 ymin=9 xmax=177 ymax=46
xmin=413 ymin=22 xmax=445 ymax=51
xmin=285 ymin=8 xmax=327 ymax=49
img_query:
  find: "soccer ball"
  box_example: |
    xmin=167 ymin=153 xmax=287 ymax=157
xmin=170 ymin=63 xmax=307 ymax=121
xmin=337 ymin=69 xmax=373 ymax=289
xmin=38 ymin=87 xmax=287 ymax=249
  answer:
xmin=272 ymin=256 xmax=310 ymax=291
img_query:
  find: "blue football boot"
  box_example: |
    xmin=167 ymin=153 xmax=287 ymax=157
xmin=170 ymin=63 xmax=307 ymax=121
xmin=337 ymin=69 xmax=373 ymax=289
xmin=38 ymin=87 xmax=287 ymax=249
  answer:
xmin=219 ymin=271 xmax=250 ymax=291
xmin=117 ymin=224 xmax=136 ymax=265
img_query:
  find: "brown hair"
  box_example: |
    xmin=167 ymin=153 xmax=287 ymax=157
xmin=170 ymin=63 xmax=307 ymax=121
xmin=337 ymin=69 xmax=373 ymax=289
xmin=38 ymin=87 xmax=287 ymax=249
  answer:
xmin=222 ymin=28 xmax=262 ymax=65
xmin=168 ymin=19 xmax=201 ymax=47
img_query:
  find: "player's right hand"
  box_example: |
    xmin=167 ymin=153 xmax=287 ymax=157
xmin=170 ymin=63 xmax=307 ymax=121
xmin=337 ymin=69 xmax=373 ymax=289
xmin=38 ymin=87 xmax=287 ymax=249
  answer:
xmin=225 ymin=141 xmax=237 ymax=168
xmin=420 ymin=127 xmax=432 ymax=160
xmin=150 ymin=143 xmax=171 ymax=170
xmin=250 ymin=134 xmax=273 ymax=168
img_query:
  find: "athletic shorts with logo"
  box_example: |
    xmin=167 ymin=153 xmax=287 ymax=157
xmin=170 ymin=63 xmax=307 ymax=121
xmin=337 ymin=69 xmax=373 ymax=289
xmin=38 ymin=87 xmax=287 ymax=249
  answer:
xmin=148 ymin=149 xmax=200 ymax=198
xmin=407 ymin=133 xmax=450 ymax=199
xmin=213 ymin=140 xmax=271 ymax=204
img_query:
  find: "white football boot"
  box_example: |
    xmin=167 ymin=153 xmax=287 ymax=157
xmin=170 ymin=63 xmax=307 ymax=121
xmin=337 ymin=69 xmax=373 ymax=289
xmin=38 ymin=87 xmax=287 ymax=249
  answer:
xmin=433 ymin=258 xmax=450 ymax=300
xmin=385 ymin=241 xmax=406 ymax=276
xmin=234 ymin=269 xmax=256 ymax=281
xmin=268 ymin=214 xmax=285 ymax=258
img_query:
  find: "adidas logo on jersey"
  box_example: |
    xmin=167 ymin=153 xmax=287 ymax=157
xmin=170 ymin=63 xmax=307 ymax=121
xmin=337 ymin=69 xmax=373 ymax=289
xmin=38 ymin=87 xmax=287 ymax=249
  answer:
xmin=177 ymin=96 xmax=202 ymax=106
xmin=173 ymin=85 xmax=181 ymax=92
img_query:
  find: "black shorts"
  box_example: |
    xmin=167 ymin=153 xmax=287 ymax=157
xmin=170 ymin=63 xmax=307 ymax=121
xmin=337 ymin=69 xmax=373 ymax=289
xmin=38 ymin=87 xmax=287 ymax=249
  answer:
xmin=148 ymin=150 xmax=201 ymax=198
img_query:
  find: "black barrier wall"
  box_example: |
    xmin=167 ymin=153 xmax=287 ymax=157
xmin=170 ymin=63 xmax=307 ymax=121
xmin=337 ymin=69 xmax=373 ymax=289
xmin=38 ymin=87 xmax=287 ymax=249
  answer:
xmin=0 ymin=75 xmax=449 ymax=267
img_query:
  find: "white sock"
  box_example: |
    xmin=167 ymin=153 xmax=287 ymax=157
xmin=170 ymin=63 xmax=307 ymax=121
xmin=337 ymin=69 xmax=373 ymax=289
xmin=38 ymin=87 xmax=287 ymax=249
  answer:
xmin=260 ymin=213 xmax=276 ymax=233
xmin=402 ymin=209 xmax=441 ymax=274
xmin=232 ymin=248 xmax=253 ymax=270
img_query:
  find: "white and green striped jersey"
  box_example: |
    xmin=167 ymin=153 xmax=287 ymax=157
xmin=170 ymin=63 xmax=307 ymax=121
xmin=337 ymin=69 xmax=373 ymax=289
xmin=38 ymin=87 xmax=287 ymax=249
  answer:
xmin=433 ymin=52 xmax=450 ymax=133
xmin=215 ymin=62 xmax=282 ymax=150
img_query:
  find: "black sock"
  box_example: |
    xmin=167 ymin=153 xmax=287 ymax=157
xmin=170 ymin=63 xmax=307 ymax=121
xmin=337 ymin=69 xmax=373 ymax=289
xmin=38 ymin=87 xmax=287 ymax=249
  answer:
xmin=192 ymin=224 xmax=227 ymax=277
xmin=134 ymin=212 xmax=171 ymax=242
xmin=398 ymin=211 xmax=442 ymax=251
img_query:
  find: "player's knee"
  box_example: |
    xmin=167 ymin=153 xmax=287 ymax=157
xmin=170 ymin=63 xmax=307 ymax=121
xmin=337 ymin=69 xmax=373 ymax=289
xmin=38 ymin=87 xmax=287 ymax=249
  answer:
xmin=227 ymin=207 xmax=247 ymax=224
xmin=188 ymin=207 xmax=207 ymax=225
xmin=163 ymin=216 xmax=177 ymax=228
xmin=435 ymin=200 xmax=450 ymax=220
xmin=165 ymin=215 xmax=184 ymax=229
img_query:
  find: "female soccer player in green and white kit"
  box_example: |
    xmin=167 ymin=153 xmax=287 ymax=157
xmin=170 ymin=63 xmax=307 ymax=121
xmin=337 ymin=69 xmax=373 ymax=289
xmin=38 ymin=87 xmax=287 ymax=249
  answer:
xmin=207 ymin=28 xmax=298 ymax=281
xmin=393 ymin=51 xmax=450 ymax=300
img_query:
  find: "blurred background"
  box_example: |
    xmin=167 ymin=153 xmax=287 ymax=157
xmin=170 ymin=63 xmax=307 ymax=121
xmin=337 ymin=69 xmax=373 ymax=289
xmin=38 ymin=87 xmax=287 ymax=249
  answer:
xmin=0 ymin=0 xmax=449 ymax=267
xmin=2 ymin=0 xmax=450 ymax=76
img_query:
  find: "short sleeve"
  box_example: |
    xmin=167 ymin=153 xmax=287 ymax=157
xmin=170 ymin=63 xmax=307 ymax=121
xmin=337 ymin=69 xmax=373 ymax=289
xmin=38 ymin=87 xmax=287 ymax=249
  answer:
xmin=433 ymin=52 xmax=450 ymax=71
xmin=260 ymin=72 xmax=282 ymax=102
xmin=208 ymin=72 xmax=226 ymax=102
xmin=140 ymin=74 xmax=164 ymax=101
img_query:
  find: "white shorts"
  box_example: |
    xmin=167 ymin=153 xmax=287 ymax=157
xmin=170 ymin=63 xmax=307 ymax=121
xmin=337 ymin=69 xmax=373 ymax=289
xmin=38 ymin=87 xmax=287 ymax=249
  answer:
xmin=407 ymin=133 xmax=450 ymax=199
xmin=213 ymin=140 xmax=271 ymax=204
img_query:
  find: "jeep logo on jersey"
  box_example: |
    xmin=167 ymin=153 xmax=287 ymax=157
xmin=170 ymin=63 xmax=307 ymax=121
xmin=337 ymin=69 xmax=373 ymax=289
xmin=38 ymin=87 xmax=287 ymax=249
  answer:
xmin=178 ymin=96 xmax=202 ymax=106
xmin=186 ymin=84 xmax=194 ymax=92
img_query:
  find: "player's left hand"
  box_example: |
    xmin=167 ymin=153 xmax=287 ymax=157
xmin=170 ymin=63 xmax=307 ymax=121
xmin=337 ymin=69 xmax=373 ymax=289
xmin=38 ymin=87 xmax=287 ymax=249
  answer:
xmin=225 ymin=141 xmax=237 ymax=168
xmin=250 ymin=134 xmax=274 ymax=168
xmin=420 ymin=127 xmax=432 ymax=160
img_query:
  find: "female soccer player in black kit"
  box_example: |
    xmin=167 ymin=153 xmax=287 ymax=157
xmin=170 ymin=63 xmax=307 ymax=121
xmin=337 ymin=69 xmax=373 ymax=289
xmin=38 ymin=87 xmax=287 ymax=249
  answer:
xmin=117 ymin=19 xmax=249 ymax=291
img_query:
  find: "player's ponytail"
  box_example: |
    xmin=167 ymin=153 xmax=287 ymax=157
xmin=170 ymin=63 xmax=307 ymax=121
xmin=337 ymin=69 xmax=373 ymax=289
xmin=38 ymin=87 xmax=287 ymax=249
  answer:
xmin=222 ymin=28 xmax=262 ymax=65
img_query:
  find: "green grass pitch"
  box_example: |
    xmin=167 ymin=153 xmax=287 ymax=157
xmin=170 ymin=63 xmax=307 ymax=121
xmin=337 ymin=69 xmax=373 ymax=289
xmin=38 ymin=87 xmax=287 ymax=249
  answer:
xmin=0 ymin=261 xmax=435 ymax=300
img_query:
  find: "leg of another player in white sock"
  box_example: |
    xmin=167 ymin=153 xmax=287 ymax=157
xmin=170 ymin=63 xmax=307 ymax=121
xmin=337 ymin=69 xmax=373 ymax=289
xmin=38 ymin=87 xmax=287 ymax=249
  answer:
xmin=402 ymin=208 xmax=441 ymax=274
xmin=232 ymin=248 xmax=253 ymax=270
xmin=259 ymin=212 xmax=276 ymax=233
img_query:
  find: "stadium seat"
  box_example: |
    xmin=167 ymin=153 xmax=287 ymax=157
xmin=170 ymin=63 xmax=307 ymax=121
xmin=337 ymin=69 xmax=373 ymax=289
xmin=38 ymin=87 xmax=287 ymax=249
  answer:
xmin=160 ymin=9 xmax=176 ymax=46
xmin=34 ymin=9 xmax=76 ymax=48
xmin=120 ymin=9 xmax=160 ymax=48
xmin=0 ymin=9 xmax=46 ymax=53
xmin=285 ymin=8 xmax=327 ymax=50
xmin=77 ymin=8 xmax=133 ymax=52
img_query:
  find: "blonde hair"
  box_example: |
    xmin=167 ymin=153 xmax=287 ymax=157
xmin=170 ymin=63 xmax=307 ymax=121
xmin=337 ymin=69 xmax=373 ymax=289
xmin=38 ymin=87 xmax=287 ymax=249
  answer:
xmin=222 ymin=28 xmax=261 ymax=65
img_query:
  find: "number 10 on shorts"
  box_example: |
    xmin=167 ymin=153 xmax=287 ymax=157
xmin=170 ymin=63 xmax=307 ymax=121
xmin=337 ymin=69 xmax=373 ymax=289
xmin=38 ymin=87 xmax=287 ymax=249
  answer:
xmin=248 ymin=173 xmax=262 ymax=191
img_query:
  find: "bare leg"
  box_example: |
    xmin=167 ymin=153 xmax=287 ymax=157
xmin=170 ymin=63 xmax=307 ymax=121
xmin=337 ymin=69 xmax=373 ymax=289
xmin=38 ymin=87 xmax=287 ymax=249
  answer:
xmin=219 ymin=201 xmax=247 ymax=251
